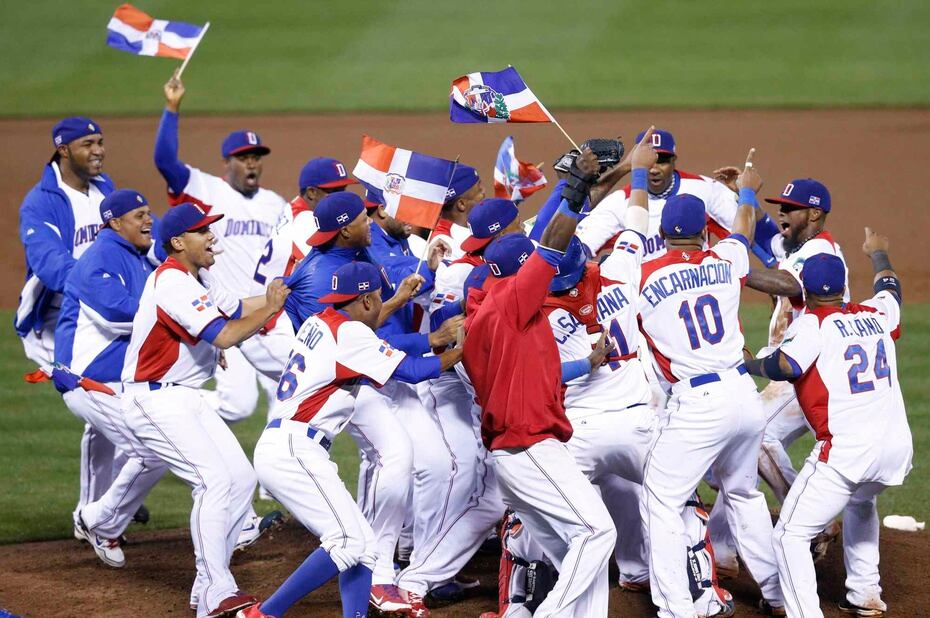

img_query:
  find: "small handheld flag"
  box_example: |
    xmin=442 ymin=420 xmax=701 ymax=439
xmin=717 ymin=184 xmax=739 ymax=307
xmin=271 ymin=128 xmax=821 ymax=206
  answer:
xmin=494 ymin=136 xmax=547 ymax=203
xmin=450 ymin=67 xmax=553 ymax=124
xmin=352 ymin=135 xmax=457 ymax=229
xmin=106 ymin=3 xmax=205 ymax=60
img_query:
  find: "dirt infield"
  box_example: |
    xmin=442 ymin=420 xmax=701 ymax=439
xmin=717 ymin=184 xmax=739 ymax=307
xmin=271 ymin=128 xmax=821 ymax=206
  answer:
xmin=2 ymin=109 xmax=929 ymax=307
xmin=0 ymin=516 xmax=927 ymax=617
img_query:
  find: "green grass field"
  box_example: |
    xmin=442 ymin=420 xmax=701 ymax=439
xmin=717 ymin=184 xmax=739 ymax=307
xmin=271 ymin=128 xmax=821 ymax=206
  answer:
xmin=1 ymin=304 xmax=926 ymax=544
xmin=1 ymin=0 xmax=929 ymax=117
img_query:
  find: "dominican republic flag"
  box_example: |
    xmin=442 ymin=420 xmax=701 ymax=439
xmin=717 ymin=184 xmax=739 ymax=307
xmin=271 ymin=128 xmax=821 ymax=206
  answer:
xmin=494 ymin=136 xmax=547 ymax=203
xmin=450 ymin=67 xmax=553 ymax=124
xmin=106 ymin=4 xmax=205 ymax=59
xmin=352 ymin=135 xmax=457 ymax=229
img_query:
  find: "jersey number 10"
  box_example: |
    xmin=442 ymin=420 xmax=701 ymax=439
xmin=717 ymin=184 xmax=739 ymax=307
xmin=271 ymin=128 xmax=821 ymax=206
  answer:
xmin=677 ymin=295 xmax=724 ymax=350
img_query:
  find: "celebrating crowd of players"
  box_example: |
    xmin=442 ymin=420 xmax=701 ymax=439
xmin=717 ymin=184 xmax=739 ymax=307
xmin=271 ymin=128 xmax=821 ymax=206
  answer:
xmin=16 ymin=71 xmax=912 ymax=618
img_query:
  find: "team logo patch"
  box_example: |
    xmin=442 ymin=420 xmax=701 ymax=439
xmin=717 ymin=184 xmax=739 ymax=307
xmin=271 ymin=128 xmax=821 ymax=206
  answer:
xmin=358 ymin=281 xmax=370 ymax=291
xmin=518 ymin=252 xmax=529 ymax=264
xmin=822 ymin=283 xmax=831 ymax=292
xmin=103 ymin=209 xmax=113 ymax=220
xmin=432 ymin=292 xmax=457 ymax=305
xmin=809 ymin=196 xmax=821 ymax=206
xmin=488 ymin=221 xmax=501 ymax=233
xmin=54 ymin=135 xmax=63 ymax=146
xmin=580 ymin=304 xmax=594 ymax=315
xmin=783 ymin=183 xmax=795 ymax=196
xmin=384 ymin=173 xmax=405 ymax=195
xmin=569 ymin=288 xmax=580 ymax=297
xmin=136 ymin=194 xmax=144 ymax=203
xmin=191 ymin=294 xmax=214 ymax=312
xmin=615 ymin=240 xmax=639 ymax=255
xmin=463 ymin=84 xmax=511 ymax=120
xmin=378 ymin=342 xmax=395 ymax=357
xmin=336 ymin=212 xmax=350 ymax=224
xmin=682 ymin=252 xmax=690 ymax=260
xmin=88 ymin=123 xmax=96 ymax=131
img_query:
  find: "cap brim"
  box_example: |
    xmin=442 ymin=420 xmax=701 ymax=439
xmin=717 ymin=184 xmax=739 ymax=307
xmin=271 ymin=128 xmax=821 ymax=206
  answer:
xmin=307 ymin=228 xmax=340 ymax=247
xmin=460 ymin=235 xmax=493 ymax=254
xmin=319 ymin=291 xmax=362 ymax=304
xmin=316 ymin=178 xmax=358 ymax=189
xmin=764 ymin=196 xmax=818 ymax=208
xmin=226 ymin=145 xmax=271 ymax=157
xmin=187 ymin=213 xmax=225 ymax=232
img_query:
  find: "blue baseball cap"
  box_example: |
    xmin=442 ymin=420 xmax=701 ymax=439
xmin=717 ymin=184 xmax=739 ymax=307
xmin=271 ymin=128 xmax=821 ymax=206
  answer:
xmin=100 ymin=189 xmax=148 ymax=226
xmin=445 ymin=164 xmax=480 ymax=203
xmin=221 ymin=130 xmax=271 ymax=158
xmin=550 ymin=236 xmax=589 ymax=292
xmin=461 ymin=198 xmax=520 ymax=253
xmin=801 ymin=253 xmax=846 ymax=296
xmin=307 ymin=192 xmax=366 ymax=247
xmin=484 ymin=233 xmax=535 ymax=278
xmin=635 ymin=128 xmax=675 ymax=155
xmin=52 ymin=117 xmax=102 ymax=147
xmin=765 ymin=178 xmax=831 ymax=213
xmin=661 ymin=194 xmax=706 ymax=238
xmin=319 ymin=261 xmax=382 ymax=304
xmin=299 ymin=157 xmax=357 ymax=191
xmin=463 ymin=263 xmax=491 ymax=303
xmin=159 ymin=203 xmax=224 ymax=242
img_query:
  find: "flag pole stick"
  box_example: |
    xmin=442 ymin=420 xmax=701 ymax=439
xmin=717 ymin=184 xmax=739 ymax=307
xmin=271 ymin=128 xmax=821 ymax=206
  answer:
xmin=176 ymin=21 xmax=210 ymax=79
xmin=415 ymin=156 xmax=461 ymax=277
xmin=551 ymin=115 xmax=580 ymax=151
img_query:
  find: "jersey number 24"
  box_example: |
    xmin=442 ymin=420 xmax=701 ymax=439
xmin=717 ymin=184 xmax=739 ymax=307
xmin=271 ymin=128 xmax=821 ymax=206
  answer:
xmin=845 ymin=340 xmax=891 ymax=394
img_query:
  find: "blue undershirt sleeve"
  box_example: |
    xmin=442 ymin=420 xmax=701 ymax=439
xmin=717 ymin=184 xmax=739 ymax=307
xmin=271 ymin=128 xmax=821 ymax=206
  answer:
xmin=382 ymin=332 xmax=431 ymax=356
xmin=199 ymin=316 xmax=227 ymax=344
xmin=392 ymin=355 xmax=442 ymax=384
xmin=429 ymin=301 xmax=464 ymax=332
xmin=561 ymin=358 xmax=591 ymax=383
xmin=154 ymin=109 xmax=191 ymax=194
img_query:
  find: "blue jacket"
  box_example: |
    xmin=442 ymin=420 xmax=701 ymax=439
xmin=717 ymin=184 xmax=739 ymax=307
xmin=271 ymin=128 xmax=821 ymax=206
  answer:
xmin=368 ymin=224 xmax=436 ymax=353
xmin=16 ymin=163 xmax=116 ymax=337
xmin=54 ymin=229 xmax=155 ymax=382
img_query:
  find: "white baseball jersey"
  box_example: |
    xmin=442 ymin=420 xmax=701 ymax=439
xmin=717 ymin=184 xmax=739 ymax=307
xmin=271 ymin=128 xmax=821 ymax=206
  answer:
xmin=545 ymin=230 xmax=651 ymax=417
xmin=271 ymin=308 xmax=406 ymax=439
xmin=777 ymin=291 xmax=910 ymax=485
xmin=577 ymin=171 xmax=738 ymax=260
xmin=54 ymin=161 xmax=106 ymax=260
xmin=428 ymin=219 xmax=471 ymax=261
xmin=123 ymin=258 xmax=241 ymax=387
xmin=172 ymin=167 xmax=286 ymax=298
xmin=429 ymin=253 xmax=483 ymax=317
xmin=249 ymin=195 xmax=317 ymax=295
xmin=638 ymin=235 xmax=750 ymax=384
xmin=766 ymin=231 xmax=849 ymax=346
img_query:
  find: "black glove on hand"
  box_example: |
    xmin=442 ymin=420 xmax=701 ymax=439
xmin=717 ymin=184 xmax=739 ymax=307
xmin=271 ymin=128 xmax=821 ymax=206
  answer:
xmin=560 ymin=161 xmax=598 ymax=212
xmin=580 ymin=138 xmax=624 ymax=173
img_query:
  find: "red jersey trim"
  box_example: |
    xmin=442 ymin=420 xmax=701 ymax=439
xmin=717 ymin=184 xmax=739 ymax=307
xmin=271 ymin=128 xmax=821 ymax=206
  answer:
xmin=134 ymin=306 xmax=199 ymax=382
xmin=793 ymin=363 xmax=832 ymax=462
xmin=638 ymin=315 xmax=677 ymax=383
xmin=290 ymin=195 xmax=312 ymax=216
xmin=167 ymin=190 xmax=213 ymax=214
xmin=452 ymin=253 xmax=485 ymax=267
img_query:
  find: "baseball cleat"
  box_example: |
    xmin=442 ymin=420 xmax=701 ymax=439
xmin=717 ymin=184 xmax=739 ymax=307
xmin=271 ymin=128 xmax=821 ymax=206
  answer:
xmin=369 ymin=584 xmax=412 ymax=614
xmin=757 ymin=599 xmax=787 ymax=616
xmin=73 ymin=519 xmax=88 ymax=543
xmin=428 ymin=574 xmax=480 ymax=603
xmin=235 ymin=603 xmax=273 ymax=618
xmin=205 ymin=592 xmax=258 ymax=617
xmin=234 ymin=510 xmax=285 ymax=552
xmin=77 ymin=511 xmax=125 ymax=568
xmin=398 ymin=587 xmax=430 ymax=617
xmin=838 ymin=599 xmax=885 ymax=617
xmin=132 ymin=504 xmax=150 ymax=525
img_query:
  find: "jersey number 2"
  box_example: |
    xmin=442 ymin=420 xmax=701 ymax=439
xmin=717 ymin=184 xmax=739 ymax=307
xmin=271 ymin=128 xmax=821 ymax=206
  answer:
xmin=677 ymin=295 xmax=724 ymax=350
xmin=253 ymin=239 xmax=274 ymax=285
xmin=845 ymin=340 xmax=891 ymax=394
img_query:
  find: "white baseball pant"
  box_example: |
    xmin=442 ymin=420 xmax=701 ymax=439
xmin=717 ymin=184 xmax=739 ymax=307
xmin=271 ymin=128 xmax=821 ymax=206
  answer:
xmin=774 ymin=454 xmax=886 ymax=618
xmin=64 ymin=385 xmax=168 ymax=538
xmin=396 ymin=372 xmax=505 ymax=595
xmin=642 ymin=373 xmax=782 ymax=618
xmin=492 ymin=438 xmax=616 ymax=618
xmin=254 ymin=420 xmax=377 ymax=572
xmin=348 ymin=384 xmax=414 ymax=585
xmin=123 ymin=384 xmax=256 ymax=617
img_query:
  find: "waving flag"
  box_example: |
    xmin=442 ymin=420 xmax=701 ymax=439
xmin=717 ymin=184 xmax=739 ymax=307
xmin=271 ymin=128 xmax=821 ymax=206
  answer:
xmin=450 ymin=67 xmax=553 ymax=124
xmin=106 ymin=4 xmax=205 ymax=59
xmin=352 ymin=135 xmax=456 ymax=229
xmin=494 ymin=136 xmax=547 ymax=203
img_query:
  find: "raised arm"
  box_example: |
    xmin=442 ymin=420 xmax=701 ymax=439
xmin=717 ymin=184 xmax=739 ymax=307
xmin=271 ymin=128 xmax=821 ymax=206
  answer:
xmin=153 ymin=69 xmax=191 ymax=195
xmin=746 ymin=269 xmax=803 ymax=297
xmin=731 ymin=148 xmax=760 ymax=240
xmin=625 ymin=126 xmax=657 ymax=237
xmin=863 ymin=226 xmax=901 ymax=302
xmin=539 ymin=147 xmax=600 ymax=251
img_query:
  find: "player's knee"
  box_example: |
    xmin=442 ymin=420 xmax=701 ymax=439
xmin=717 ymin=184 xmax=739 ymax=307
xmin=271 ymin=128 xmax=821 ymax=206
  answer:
xmin=322 ymin=536 xmax=378 ymax=572
xmin=379 ymin=432 xmax=414 ymax=475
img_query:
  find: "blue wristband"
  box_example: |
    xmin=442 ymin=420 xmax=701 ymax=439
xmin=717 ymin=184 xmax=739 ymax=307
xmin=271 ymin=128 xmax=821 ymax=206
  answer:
xmin=631 ymin=168 xmax=648 ymax=192
xmin=556 ymin=200 xmax=585 ymax=220
xmin=739 ymin=187 xmax=758 ymax=208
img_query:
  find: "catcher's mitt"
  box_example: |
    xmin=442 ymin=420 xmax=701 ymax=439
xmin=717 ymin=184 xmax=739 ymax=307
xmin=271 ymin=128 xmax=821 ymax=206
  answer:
xmin=553 ymin=138 xmax=624 ymax=174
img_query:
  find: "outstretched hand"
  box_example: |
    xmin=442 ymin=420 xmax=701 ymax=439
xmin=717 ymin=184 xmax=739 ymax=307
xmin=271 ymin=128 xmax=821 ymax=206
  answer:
xmin=736 ymin=148 xmax=763 ymax=193
xmin=862 ymin=226 xmax=890 ymax=256
xmin=164 ymin=68 xmax=185 ymax=113
xmin=711 ymin=166 xmax=741 ymax=192
xmin=588 ymin=332 xmax=615 ymax=369
xmin=630 ymin=126 xmax=658 ymax=170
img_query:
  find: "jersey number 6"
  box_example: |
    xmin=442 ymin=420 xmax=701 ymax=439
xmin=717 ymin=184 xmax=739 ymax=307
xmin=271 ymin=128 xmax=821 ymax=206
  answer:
xmin=276 ymin=353 xmax=306 ymax=401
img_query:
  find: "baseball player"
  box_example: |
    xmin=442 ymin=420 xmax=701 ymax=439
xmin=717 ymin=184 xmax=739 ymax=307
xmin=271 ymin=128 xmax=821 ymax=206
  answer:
xmin=393 ymin=198 xmax=523 ymax=603
xmin=281 ymin=192 xmax=449 ymax=614
xmin=637 ymin=151 xmax=785 ymax=617
xmin=708 ymin=178 xmax=847 ymax=577
xmin=463 ymin=147 xmax=619 ymax=617
xmin=745 ymin=235 xmax=910 ymax=618
xmin=16 ymin=117 xmax=129 ymax=537
xmin=241 ymin=261 xmax=464 ymax=618
xmin=155 ymin=70 xmax=286 ymax=423
xmin=542 ymin=130 xmax=733 ymax=616
xmin=54 ymin=189 xmax=167 ymax=567
xmin=120 ymin=203 xmax=290 ymax=618
xmin=426 ymin=164 xmax=484 ymax=259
